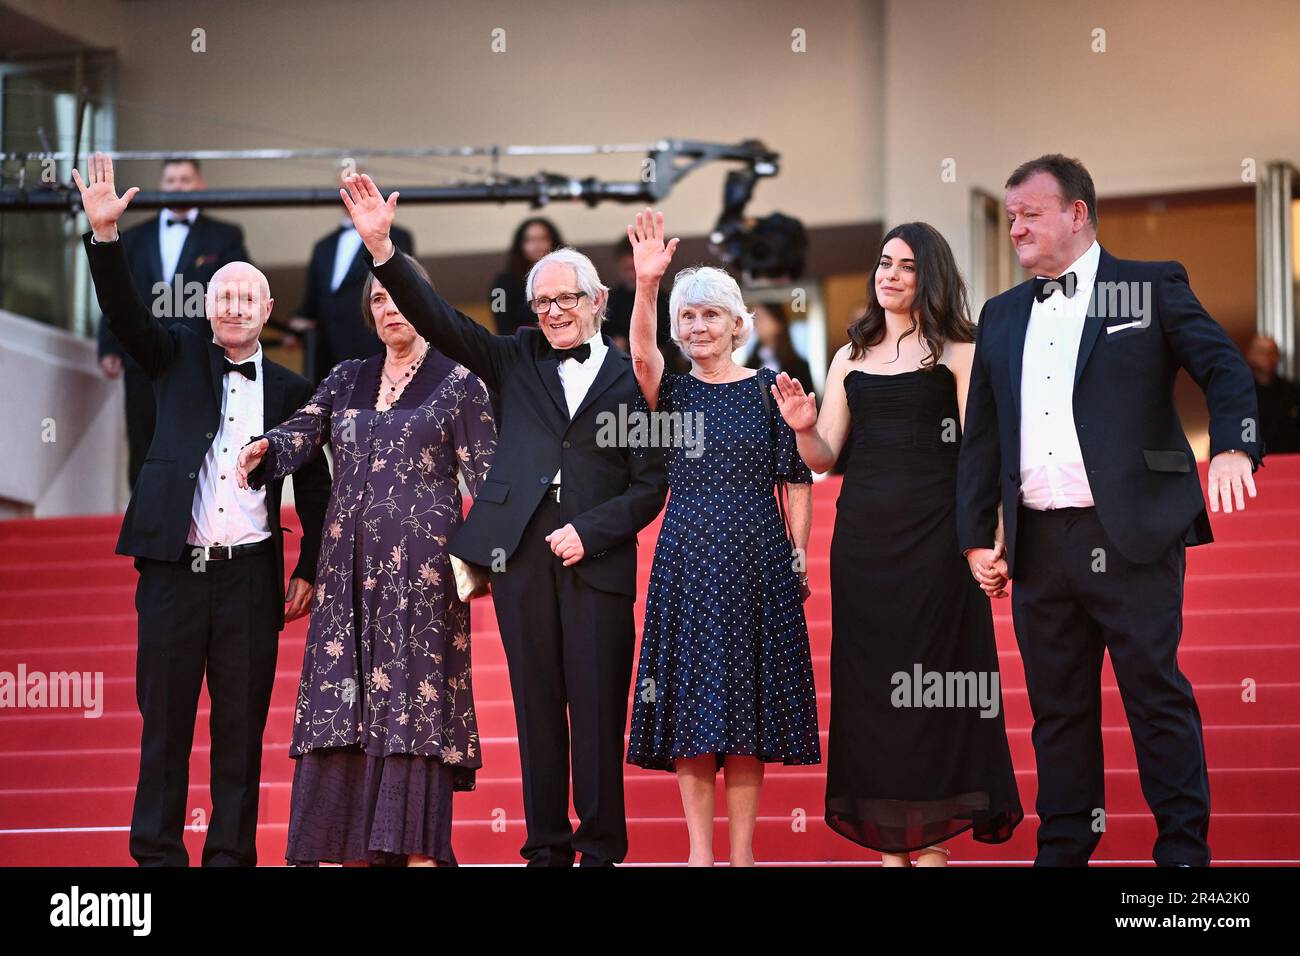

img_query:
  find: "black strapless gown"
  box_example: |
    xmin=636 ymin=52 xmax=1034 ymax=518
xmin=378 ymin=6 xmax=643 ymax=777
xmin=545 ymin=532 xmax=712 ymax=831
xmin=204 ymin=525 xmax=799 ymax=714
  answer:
xmin=825 ymin=366 xmax=1023 ymax=852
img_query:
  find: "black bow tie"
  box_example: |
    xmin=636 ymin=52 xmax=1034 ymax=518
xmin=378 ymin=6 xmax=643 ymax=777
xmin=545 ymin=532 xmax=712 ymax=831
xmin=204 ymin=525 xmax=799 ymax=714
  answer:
xmin=223 ymin=358 xmax=257 ymax=381
xmin=552 ymin=343 xmax=591 ymax=363
xmin=165 ymin=217 xmax=190 ymax=227
xmin=1033 ymin=272 xmax=1078 ymax=302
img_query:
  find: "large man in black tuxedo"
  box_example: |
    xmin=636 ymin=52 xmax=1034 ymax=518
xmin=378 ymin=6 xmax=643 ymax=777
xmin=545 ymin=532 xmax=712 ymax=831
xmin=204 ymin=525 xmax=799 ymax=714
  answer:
xmin=75 ymin=154 xmax=330 ymax=866
xmin=957 ymin=154 xmax=1263 ymax=866
xmin=342 ymin=173 xmax=667 ymax=866
xmin=295 ymin=212 xmax=414 ymax=382
xmin=96 ymin=158 xmax=250 ymax=488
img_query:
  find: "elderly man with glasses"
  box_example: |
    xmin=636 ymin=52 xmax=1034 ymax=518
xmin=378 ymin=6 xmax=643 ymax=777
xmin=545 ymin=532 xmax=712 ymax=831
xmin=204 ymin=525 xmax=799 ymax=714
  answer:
xmin=340 ymin=174 xmax=667 ymax=866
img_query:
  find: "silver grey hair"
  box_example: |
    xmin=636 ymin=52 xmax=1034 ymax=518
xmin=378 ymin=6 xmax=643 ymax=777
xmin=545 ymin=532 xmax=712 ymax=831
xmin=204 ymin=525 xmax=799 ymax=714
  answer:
xmin=667 ymin=265 xmax=754 ymax=349
xmin=524 ymin=247 xmax=609 ymax=322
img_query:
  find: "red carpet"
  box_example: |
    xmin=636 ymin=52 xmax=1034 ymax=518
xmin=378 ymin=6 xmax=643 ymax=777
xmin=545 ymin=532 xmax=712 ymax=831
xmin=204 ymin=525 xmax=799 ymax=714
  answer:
xmin=2 ymin=455 xmax=1298 ymax=865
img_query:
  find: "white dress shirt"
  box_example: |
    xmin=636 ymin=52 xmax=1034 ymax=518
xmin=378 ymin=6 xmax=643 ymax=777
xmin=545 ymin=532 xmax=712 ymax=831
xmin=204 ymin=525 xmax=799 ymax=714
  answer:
xmin=159 ymin=206 xmax=198 ymax=284
xmin=330 ymin=221 xmax=364 ymax=292
xmin=1019 ymin=239 xmax=1101 ymax=511
xmin=188 ymin=344 xmax=271 ymax=548
xmin=552 ymin=330 xmax=608 ymax=487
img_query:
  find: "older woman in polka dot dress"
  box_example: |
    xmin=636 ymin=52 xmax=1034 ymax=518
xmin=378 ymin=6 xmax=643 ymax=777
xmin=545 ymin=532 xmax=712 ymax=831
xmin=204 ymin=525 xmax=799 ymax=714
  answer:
xmin=624 ymin=210 xmax=820 ymax=866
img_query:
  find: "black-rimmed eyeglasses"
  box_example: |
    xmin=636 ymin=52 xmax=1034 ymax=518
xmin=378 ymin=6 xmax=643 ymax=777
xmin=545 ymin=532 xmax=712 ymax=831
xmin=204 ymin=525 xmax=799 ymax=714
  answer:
xmin=528 ymin=291 xmax=588 ymax=314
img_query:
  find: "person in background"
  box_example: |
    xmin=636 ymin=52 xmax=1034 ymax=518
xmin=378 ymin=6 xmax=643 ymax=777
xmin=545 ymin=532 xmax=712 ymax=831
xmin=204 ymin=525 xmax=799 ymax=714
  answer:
xmin=745 ymin=301 xmax=814 ymax=394
xmin=238 ymin=254 xmax=496 ymax=867
xmin=96 ymin=157 xmax=250 ymax=488
xmin=291 ymin=166 xmax=415 ymax=383
xmin=488 ymin=217 xmax=564 ymax=335
xmin=75 ymin=153 xmax=330 ymax=867
xmin=1247 ymin=334 xmax=1300 ymax=453
xmin=624 ymin=209 xmax=820 ymax=866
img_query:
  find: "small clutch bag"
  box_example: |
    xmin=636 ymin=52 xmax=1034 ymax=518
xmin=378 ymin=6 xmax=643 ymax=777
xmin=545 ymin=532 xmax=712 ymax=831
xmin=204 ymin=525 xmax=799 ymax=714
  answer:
xmin=449 ymin=554 xmax=491 ymax=602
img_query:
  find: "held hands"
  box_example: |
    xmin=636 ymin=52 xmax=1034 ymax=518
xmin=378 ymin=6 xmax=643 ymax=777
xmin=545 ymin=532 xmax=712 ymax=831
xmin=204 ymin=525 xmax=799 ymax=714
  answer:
xmin=1207 ymin=450 xmax=1257 ymax=514
xmin=340 ymin=173 xmax=398 ymax=262
xmin=771 ymin=372 xmax=818 ymax=433
xmin=284 ymin=577 xmax=313 ymax=622
xmin=235 ymin=438 xmax=269 ymax=490
xmin=545 ymin=523 xmax=585 ymax=567
xmin=628 ymin=208 xmax=679 ymax=284
xmin=966 ymin=542 xmax=1009 ymax=600
xmin=71 ymin=152 xmax=139 ymax=242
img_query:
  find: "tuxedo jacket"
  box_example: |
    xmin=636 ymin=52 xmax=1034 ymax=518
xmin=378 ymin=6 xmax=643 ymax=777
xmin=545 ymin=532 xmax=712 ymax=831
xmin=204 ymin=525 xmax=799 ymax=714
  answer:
xmin=96 ymin=213 xmax=249 ymax=359
xmin=299 ymin=224 xmax=414 ymax=374
xmin=84 ymin=233 xmax=331 ymax=627
xmin=956 ymin=246 xmax=1262 ymax=577
xmin=369 ymin=248 xmax=668 ymax=598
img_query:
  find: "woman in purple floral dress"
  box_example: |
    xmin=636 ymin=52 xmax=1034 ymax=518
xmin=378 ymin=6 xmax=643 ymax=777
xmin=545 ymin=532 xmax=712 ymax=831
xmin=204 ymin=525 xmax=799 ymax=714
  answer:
xmin=237 ymin=254 xmax=495 ymax=866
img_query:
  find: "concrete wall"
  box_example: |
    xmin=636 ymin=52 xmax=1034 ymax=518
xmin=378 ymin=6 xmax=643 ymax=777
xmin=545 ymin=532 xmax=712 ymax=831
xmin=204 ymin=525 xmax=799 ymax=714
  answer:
xmin=880 ymin=0 xmax=1300 ymax=270
xmin=9 ymin=0 xmax=886 ymax=267
xmin=0 ymin=310 xmax=126 ymax=517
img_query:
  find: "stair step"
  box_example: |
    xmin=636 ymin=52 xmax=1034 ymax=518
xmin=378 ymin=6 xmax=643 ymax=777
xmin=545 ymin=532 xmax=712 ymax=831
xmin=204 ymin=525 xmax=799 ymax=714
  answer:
xmin=1 ymin=812 xmax=1296 ymax=866
xmin=2 ymin=454 xmax=1297 ymax=865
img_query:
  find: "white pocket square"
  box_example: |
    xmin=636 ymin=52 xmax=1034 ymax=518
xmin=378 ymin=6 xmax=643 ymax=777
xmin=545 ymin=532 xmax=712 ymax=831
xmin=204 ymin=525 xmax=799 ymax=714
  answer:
xmin=1105 ymin=320 xmax=1144 ymax=334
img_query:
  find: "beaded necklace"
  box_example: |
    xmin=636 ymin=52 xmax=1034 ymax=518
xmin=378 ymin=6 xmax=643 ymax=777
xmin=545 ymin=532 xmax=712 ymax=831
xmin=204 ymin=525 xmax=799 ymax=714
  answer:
xmin=378 ymin=338 xmax=428 ymax=410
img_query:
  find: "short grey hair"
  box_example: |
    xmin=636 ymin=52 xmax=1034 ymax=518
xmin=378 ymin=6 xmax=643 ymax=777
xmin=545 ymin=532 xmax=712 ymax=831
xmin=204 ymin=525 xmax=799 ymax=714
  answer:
xmin=668 ymin=265 xmax=754 ymax=349
xmin=525 ymin=247 xmax=609 ymax=322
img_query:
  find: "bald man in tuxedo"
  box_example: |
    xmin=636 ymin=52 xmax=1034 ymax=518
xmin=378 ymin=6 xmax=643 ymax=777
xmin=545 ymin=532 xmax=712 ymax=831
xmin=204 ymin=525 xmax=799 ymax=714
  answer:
xmin=96 ymin=158 xmax=250 ymax=487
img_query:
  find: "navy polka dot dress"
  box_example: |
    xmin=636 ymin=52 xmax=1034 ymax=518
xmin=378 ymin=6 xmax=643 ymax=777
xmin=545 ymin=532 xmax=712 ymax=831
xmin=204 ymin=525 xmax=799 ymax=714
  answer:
xmin=626 ymin=366 xmax=822 ymax=772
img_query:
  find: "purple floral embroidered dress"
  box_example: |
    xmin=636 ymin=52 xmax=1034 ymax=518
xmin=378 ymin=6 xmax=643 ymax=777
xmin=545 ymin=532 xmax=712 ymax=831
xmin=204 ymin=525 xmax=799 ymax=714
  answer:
xmin=250 ymin=349 xmax=495 ymax=864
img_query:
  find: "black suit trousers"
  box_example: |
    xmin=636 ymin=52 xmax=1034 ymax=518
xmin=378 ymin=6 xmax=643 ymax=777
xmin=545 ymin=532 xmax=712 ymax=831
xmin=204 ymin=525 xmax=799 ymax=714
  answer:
xmin=1011 ymin=506 xmax=1210 ymax=866
xmin=129 ymin=549 xmax=281 ymax=866
xmin=489 ymin=497 xmax=636 ymax=866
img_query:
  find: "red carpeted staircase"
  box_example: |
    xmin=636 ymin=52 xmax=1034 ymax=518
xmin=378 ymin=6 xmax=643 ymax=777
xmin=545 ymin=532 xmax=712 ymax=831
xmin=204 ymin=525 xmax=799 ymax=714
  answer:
xmin=2 ymin=455 xmax=1298 ymax=866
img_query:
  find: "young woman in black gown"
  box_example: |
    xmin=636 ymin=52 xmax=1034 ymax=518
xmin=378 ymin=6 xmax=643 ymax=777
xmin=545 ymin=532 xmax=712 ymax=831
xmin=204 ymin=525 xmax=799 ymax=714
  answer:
xmin=771 ymin=222 xmax=1023 ymax=866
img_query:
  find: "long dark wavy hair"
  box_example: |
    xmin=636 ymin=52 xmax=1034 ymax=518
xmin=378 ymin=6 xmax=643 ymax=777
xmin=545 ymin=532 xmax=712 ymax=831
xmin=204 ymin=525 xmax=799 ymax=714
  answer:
xmin=506 ymin=217 xmax=564 ymax=279
xmin=847 ymin=221 xmax=975 ymax=367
